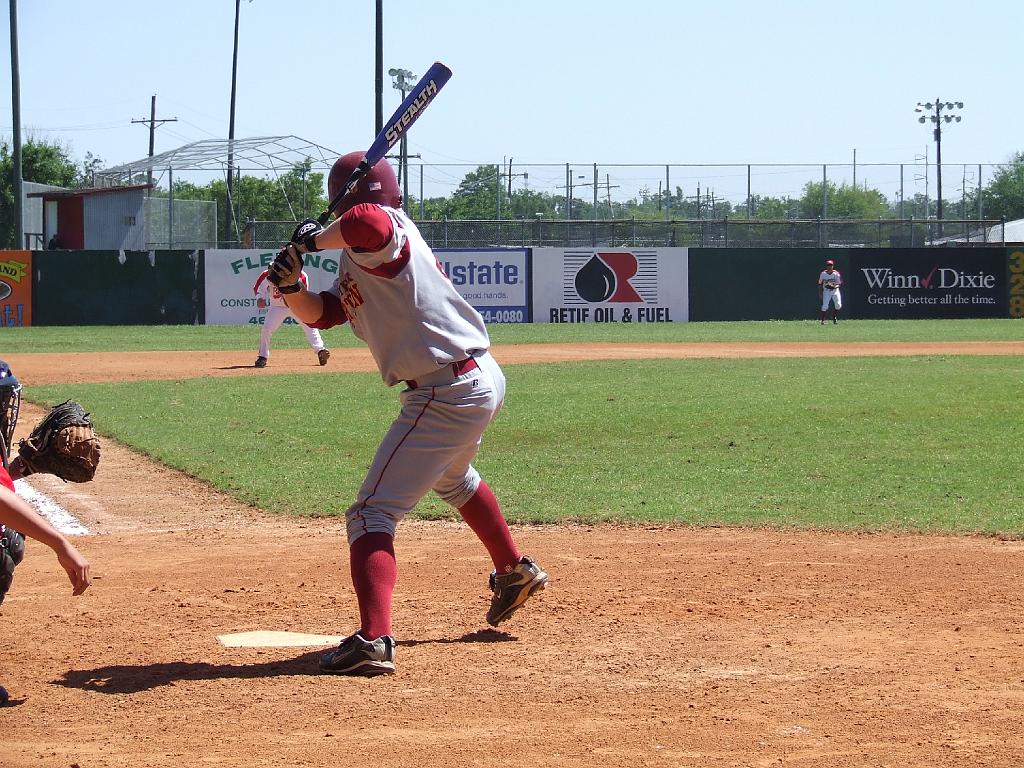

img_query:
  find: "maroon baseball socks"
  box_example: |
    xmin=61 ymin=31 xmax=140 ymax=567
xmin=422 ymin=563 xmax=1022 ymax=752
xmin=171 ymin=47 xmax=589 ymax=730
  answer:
xmin=458 ymin=480 xmax=521 ymax=575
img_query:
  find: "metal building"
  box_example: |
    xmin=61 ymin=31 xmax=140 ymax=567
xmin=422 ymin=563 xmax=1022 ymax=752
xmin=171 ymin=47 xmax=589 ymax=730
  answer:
xmin=29 ymin=185 xmax=150 ymax=250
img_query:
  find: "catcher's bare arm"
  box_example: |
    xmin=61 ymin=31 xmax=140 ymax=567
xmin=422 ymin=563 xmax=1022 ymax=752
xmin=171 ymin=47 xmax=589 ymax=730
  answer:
xmin=0 ymin=484 xmax=91 ymax=596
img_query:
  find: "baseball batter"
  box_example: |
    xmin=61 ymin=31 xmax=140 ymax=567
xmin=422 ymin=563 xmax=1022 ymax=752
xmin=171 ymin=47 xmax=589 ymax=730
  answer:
xmin=818 ymin=259 xmax=843 ymax=324
xmin=269 ymin=152 xmax=548 ymax=677
xmin=0 ymin=361 xmax=92 ymax=706
xmin=252 ymin=268 xmax=330 ymax=368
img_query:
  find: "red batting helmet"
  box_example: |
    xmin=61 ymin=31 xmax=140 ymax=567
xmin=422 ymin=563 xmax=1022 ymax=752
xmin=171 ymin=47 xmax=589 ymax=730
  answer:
xmin=327 ymin=152 xmax=402 ymax=217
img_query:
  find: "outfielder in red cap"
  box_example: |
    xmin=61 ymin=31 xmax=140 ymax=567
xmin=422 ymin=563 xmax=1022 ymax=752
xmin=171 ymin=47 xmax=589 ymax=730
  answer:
xmin=818 ymin=260 xmax=842 ymax=324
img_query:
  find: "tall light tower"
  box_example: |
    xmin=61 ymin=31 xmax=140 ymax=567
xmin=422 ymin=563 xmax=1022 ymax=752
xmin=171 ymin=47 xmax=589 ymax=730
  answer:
xmin=915 ymin=99 xmax=963 ymax=236
xmin=388 ymin=67 xmax=416 ymax=211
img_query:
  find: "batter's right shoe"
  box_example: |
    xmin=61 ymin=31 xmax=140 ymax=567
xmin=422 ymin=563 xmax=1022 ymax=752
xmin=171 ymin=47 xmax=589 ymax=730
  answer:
xmin=486 ymin=556 xmax=549 ymax=626
xmin=319 ymin=632 xmax=395 ymax=677
xmin=254 ymin=356 xmax=267 ymax=368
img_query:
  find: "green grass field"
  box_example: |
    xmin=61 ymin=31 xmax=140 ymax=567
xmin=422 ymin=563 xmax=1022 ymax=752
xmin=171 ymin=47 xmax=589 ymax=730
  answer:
xmin=2 ymin=317 xmax=1023 ymax=353
xmin=11 ymin=319 xmax=1024 ymax=535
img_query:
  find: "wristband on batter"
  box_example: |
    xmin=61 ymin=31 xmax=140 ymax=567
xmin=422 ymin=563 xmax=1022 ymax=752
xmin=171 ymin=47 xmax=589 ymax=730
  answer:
xmin=302 ymin=231 xmax=322 ymax=253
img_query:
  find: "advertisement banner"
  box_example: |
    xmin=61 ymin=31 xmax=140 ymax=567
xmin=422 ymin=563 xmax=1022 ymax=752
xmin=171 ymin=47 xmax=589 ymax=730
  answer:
xmin=205 ymin=249 xmax=343 ymax=326
xmin=1009 ymin=248 xmax=1024 ymax=319
xmin=205 ymin=248 xmax=530 ymax=325
xmin=0 ymin=251 xmax=32 ymax=327
xmin=532 ymin=248 xmax=688 ymax=323
xmin=847 ymin=248 xmax=1007 ymax=319
xmin=436 ymin=249 xmax=529 ymax=323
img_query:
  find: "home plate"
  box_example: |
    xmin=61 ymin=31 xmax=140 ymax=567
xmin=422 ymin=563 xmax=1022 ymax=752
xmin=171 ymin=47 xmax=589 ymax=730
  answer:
xmin=218 ymin=631 xmax=344 ymax=648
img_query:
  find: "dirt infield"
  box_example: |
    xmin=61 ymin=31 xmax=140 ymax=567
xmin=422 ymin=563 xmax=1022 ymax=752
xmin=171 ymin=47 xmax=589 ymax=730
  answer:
xmin=3 ymin=342 xmax=1023 ymax=767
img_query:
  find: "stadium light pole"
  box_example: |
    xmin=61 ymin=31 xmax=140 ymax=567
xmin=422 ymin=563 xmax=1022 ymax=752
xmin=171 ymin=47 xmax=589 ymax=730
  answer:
xmin=915 ymin=99 xmax=963 ymax=237
xmin=388 ymin=67 xmax=416 ymax=210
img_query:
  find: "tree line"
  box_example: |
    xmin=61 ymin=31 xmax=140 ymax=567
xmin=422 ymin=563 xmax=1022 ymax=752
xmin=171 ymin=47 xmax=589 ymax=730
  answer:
xmin=3 ymin=137 xmax=1023 ymax=249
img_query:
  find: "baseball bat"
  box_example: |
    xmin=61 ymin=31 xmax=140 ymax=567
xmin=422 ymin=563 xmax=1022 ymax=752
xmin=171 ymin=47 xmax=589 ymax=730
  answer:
xmin=317 ymin=61 xmax=453 ymax=225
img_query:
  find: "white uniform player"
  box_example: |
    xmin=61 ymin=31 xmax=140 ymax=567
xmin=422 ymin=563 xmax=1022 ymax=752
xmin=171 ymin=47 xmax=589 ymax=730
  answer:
xmin=268 ymin=152 xmax=547 ymax=677
xmin=251 ymin=269 xmax=330 ymax=368
xmin=818 ymin=259 xmax=843 ymax=324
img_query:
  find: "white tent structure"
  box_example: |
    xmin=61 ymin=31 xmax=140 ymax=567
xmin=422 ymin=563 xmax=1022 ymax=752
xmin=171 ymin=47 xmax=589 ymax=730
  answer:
xmin=94 ymin=136 xmax=341 ymax=247
xmin=987 ymin=218 xmax=1024 ymax=244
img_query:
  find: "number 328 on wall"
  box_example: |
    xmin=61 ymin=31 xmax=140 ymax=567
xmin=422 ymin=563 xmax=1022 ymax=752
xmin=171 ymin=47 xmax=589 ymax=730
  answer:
xmin=1010 ymin=251 xmax=1024 ymax=319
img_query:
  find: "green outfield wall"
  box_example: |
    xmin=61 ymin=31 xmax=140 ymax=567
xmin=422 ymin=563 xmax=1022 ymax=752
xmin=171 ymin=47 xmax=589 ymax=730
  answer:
xmin=31 ymin=250 xmax=203 ymax=326
xmin=10 ymin=246 xmax=1012 ymax=326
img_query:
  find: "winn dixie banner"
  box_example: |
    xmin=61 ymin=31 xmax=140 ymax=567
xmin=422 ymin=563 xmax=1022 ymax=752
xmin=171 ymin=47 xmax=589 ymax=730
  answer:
xmin=532 ymin=248 xmax=688 ymax=323
xmin=847 ymin=248 xmax=1008 ymax=319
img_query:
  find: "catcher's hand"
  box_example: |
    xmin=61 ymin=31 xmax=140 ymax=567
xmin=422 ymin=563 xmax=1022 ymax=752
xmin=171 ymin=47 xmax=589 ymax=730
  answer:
xmin=17 ymin=400 xmax=101 ymax=483
xmin=0 ymin=524 xmax=25 ymax=605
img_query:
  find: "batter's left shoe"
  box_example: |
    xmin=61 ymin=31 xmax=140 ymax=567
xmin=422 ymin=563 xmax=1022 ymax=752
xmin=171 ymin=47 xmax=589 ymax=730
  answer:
xmin=0 ymin=683 xmax=9 ymax=706
xmin=317 ymin=348 xmax=331 ymax=366
xmin=319 ymin=632 xmax=395 ymax=676
xmin=486 ymin=556 xmax=548 ymax=626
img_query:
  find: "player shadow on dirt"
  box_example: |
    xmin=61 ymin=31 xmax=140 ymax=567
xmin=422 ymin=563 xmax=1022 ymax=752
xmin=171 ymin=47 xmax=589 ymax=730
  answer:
xmin=51 ymin=630 xmax=515 ymax=694
xmin=52 ymin=651 xmax=326 ymax=694
xmin=397 ymin=627 xmax=515 ymax=647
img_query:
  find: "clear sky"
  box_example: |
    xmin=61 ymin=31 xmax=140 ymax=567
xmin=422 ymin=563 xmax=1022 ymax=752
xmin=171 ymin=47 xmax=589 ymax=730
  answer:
xmin=3 ymin=0 xmax=1022 ymax=205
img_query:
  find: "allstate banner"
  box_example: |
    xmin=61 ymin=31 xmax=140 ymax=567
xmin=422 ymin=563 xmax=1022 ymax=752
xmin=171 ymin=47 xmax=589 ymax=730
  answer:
xmin=847 ymin=248 xmax=1007 ymax=319
xmin=436 ymin=249 xmax=529 ymax=323
xmin=204 ymin=249 xmax=342 ymax=325
xmin=532 ymin=248 xmax=688 ymax=323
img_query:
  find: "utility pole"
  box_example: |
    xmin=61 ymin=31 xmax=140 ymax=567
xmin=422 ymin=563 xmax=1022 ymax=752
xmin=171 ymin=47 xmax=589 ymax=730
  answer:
xmin=604 ymin=173 xmax=619 ymax=218
xmin=375 ymin=0 xmax=383 ymax=133
xmin=226 ymin=0 xmax=245 ymax=245
xmin=504 ymin=157 xmax=528 ymax=216
xmin=132 ymin=95 xmax=177 ymax=194
xmin=9 ymin=0 xmax=24 ymax=249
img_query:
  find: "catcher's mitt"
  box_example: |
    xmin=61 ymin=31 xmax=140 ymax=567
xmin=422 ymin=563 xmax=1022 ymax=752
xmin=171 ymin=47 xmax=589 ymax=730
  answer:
xmin=17 ymin=401 xmax=101 ymax=483
xmin=0 ymin=524 xmax=25 ymax=605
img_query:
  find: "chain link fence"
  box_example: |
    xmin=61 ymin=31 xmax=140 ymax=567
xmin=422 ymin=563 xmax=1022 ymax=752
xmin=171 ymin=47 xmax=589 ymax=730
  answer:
xmin=145 ymin=197 xmax=218 ymax=250
xmin=242 ymin=217 xmax=1006 ymax=251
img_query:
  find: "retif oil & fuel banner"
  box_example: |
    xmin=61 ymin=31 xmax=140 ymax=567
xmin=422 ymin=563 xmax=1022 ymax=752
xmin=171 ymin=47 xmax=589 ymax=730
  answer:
xmin=532 ymin=248 xmax=688 ymax=323
xmin=847 ymin=248 xmax=1007 ymax=319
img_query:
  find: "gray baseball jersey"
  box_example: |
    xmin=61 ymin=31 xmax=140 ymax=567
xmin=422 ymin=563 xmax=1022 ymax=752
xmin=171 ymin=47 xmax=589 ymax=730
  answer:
xmin=323 ymin=205 xmax=489 ymax=386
